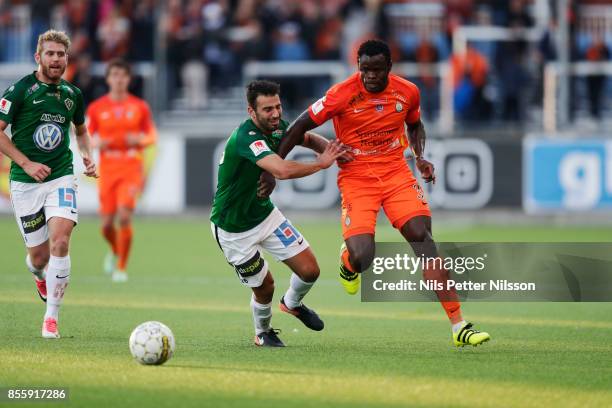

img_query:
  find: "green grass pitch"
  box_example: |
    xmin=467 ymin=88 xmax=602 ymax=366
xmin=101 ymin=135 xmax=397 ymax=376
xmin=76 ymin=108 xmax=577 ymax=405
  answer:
xmin=1 ymin=216 xmax=611 ymax=408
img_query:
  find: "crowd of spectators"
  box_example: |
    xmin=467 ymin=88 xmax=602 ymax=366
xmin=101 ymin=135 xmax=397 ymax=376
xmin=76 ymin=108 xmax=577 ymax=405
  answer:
xmin=0 ymin=0 xmax=609 ymax=121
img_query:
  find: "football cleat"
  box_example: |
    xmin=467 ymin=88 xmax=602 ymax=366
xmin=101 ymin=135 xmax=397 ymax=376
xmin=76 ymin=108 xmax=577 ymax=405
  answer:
xmin=42 ymin=317 xmax=60 ymax=339
xmin=104 ymin=252 xmax=117 ymax=275
xmin=112 ymin=270 xmax=128 ymax=283
xmin=339 ymin=243 xmax=360 ymax=295
xmin=279 ymin=296 xmax=324 ymax=331
xmin=453 ymin=322 xmax=490 ymax=347
xmin=254 ymin=328 xmax=285 ymax=347
xmin=34 ymin=277 xmax=47 ymax=303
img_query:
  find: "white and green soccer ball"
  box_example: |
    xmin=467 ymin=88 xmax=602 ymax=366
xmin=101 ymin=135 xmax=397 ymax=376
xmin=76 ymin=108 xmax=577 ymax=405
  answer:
xmin=129 ymin=321 xmax=175 ymax=365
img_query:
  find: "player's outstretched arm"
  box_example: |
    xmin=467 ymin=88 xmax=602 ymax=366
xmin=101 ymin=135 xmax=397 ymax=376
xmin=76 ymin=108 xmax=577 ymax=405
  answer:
xmin=74 ymin=123 xmax=98 ymax=178
xmin=407 ymin=119 xmax=435 ymax=184
xmin=0 ymin=120 xmax=50 ymax=182
xmin=256 ymin=140 xmax=345 ymax=180
xmin=278 ymin=110 xmax=319 ymax=159
xmin=302 ymin=131 xmax=354 ymax=163
xmin=257 ymin=110 xmax=323 ymax=198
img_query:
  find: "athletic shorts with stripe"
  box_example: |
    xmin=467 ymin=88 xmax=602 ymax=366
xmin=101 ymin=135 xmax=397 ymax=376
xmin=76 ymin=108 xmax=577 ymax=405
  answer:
xmin=211 ymin=207 xmax=310 ymax=287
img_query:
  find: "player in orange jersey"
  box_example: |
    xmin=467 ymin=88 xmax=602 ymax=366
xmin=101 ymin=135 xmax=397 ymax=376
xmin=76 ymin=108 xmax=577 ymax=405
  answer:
xmin=86 ymin=59 xmax=156 ymax=282
xmin=264 ymin=40 xmax=490 ymax=347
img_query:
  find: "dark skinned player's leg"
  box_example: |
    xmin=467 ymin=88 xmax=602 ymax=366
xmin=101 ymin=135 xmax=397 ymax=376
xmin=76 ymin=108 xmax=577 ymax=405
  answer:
xmin=399 ymin=215 xmax=463 ymax=325
xmin=338 ymin=233 xmax=375 ymax=295
xmin=344 ymin=233 xmax=376 ymax=273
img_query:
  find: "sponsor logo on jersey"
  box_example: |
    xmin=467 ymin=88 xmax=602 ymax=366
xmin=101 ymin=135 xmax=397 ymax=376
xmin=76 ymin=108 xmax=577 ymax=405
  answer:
xmin=27 ymin=83 xmax=40 ymax=95
xmin=375 ymin=104 xmax=384 ymax=112
xmin=249 ymin=140 xmax=271 ymax=156
xmin=33 ymin=122 xmax=63 ymax=151
xmin=311 ymin=96 xmax=326 ymax=115
xmin=272 ymin=129 xmax=283 ymax=138
xmin=64 ymin=98 xmax=74 ymax=110
xmin=40 ymin=113 xmax=66 ymax=123
xmin=0 ymin=98 xmax=11 ymax=114
xmin=20 ymin=208 xmax=46 ymax=234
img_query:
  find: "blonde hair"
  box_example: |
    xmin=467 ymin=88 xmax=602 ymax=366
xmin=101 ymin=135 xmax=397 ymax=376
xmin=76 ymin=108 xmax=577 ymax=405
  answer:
xmin=36 ymin=30 xmax=71 ymax=55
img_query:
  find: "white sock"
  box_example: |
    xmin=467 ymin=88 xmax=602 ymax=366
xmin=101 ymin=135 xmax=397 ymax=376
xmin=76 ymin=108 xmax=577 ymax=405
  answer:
xmin=26 ymin=255 xmax=46 ymax=281
xmin=452 ymin=320 xmax=467 ymax=333
xmin=283 ymin=273 xmax=315 ymax=309
xmin=45 ymin=255 xmax=71 ymax=321
xmin=250 ymin=295 xmax=272 ymax=335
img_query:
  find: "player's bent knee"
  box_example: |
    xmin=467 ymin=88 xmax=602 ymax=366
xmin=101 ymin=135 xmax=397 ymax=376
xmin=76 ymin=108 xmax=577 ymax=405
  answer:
xmin=349 ymin=247 xmax=375 ymax=273
xmin=30 ymin=251 xmax=49 ymax=269
xmin=118 ymin=216 xmax=131 ymax=228
xmin=50 ymin=236 xmax=70 ymax=256
xmin=300 ymin=264 xmax=320 ymax=282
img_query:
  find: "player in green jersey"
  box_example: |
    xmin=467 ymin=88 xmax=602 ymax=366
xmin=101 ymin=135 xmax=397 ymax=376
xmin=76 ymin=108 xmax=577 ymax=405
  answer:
xmin=0 ymin=30 xmax=98 ymax=339
xmin=211 ymin=80 xmax=346 ymax=347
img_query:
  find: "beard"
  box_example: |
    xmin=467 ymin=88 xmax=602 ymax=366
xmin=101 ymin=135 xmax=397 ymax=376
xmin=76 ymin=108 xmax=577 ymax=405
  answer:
xmin=255 ymin=113 xmax=280 ymax=133
xmin=41 ymin=63 xmax=66 ymax=81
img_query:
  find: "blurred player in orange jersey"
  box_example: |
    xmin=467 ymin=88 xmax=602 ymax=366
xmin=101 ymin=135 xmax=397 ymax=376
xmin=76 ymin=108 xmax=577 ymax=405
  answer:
xmin=86 ymin=59 xmax=156 ymax=282
xmin=263 ymin=40 xmax=490 ymax=347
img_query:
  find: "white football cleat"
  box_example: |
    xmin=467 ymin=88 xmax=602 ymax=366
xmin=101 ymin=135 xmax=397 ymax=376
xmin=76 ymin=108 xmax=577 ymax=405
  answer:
xmin=112 ymin=270 xmax=128 ymax=283
xmin=42 ymin=317 xmax=60 ymax=339
xmin=104 ymin=252 xmax=117 ymax=275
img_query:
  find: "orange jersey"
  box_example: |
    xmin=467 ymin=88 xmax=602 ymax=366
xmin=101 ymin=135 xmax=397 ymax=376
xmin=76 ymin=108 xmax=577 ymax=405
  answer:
xmin=308 ymin=72 xmax=420 ymax=170
xmin=86 ymin=94 xmax=156 ymax=174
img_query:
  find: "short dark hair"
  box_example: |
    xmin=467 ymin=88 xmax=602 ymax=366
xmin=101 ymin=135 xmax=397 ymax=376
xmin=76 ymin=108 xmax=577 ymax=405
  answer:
xmin=357 ymin=39 xmax=392 ymax=65
xmin=105 ymin=58 xmax=131 ymax=77
xmin=246 ymin=80 xmax=280 ymax=109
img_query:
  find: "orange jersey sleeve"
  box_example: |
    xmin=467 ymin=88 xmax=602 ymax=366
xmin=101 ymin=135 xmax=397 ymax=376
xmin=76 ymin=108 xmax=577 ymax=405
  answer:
xmin=308 ymin=73 xmax=421 ymax=166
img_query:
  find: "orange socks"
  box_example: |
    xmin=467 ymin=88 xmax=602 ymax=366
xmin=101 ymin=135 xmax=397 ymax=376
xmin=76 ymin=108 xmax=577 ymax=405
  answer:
xmin=116 ymin=225 xmax=133 ymax=271
xmin=102 ymin=226 xmax=118 ymax=255
xmin=341 ymin=246 xmax=357 ymax=274
xmin=423 ymin=264 xmax=463 ymax=324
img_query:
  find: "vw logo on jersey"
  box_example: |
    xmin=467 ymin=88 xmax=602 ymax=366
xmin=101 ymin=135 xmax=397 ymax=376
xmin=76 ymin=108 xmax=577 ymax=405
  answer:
xmin=33 ymin=122 xmax=63 ymax=152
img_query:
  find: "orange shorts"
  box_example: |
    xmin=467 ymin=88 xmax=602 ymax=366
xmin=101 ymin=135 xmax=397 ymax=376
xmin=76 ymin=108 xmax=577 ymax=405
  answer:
xmin=98 ymin=172 xmax=143 ymax=215
xmin=338 ymin=163 xmax=431 ymax=239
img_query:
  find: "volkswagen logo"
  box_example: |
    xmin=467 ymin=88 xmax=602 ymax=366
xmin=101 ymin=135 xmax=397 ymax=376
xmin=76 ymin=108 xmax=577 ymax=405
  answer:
xmin=33 ymin=123 xmax=63 ymax=152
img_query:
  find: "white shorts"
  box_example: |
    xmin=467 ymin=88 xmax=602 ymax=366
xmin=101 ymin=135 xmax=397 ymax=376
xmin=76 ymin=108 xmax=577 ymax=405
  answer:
xmin=211 ymin=207 xmax=310 ymax=288
xmin=10 ymin=175 xmax=79 ymax=248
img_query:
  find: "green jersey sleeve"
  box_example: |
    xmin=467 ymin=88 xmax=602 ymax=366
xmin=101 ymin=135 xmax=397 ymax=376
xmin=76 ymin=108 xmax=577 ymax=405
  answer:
xmin=0 ymin=83 xmax=24 ymax=124
xmin=72 ymin=89 xmax=85 ymax=126
xmin=236 ymin=131 xmax=276 ymax=165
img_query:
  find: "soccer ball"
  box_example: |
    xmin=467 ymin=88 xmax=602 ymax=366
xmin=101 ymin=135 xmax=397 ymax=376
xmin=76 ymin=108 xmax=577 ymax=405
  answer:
xmin=128 ymin=321 xmax=175 ymax=365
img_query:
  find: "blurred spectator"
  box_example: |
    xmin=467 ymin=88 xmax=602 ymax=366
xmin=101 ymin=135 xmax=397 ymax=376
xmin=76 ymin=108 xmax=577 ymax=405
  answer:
xmin=0 ymin=0 xmax=11 ymax=62
xmin=66 ymin=54 xmax=107 ymax=105
xmin=97 ymin=4 xmax=130 ymax=61
xmin=29 ymin=0 xmax=54 ymax=52
xmin=126 ymin=0 xmax=155 ymax=61
xmin=585 ymin=36 xmax=610 ymax=119
xmin=495 ymin=36 xmax=530 ymax=122
xmin=450 ymin=45 xmax=492 ymax=121
xmin=414 ymin=34 xmax=440 ymax=120
xmin=202 ymin=0 xmax=239 ymax=89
